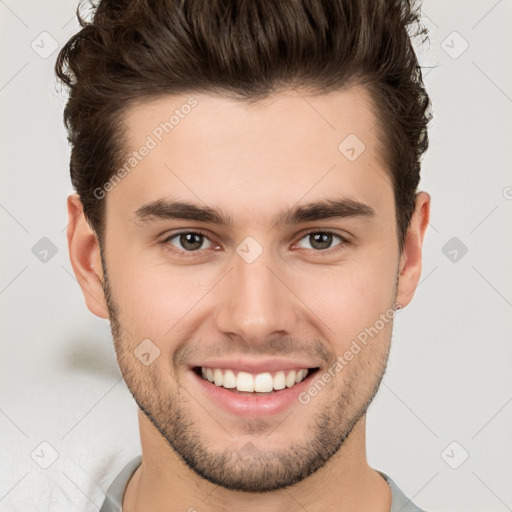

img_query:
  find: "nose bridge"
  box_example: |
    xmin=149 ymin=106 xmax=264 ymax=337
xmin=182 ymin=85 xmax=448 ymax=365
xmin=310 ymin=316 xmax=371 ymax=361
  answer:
xmin=214 ymin=244 xmax=297 ymax=342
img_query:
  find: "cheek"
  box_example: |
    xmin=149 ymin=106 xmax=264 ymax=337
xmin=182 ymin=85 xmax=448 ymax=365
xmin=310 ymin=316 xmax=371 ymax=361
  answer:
xmin=107 ymin=252 xmax=215 ymax=339
xmin=292 ymin=251 xmax=397 ymax=348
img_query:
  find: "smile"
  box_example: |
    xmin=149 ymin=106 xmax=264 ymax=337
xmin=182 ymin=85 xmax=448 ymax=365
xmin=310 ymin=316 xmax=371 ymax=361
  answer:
xmin=197 ymin=366 xmax=319 ymax=393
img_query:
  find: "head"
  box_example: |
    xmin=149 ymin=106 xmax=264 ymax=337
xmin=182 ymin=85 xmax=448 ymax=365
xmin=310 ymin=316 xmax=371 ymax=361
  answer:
xmin=59 ymin=0 xmax=431 ymax=493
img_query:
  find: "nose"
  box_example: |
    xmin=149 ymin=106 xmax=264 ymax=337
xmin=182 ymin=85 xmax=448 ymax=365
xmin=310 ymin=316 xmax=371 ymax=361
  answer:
xmin=213 ymin=245 xmax=299 ymax=346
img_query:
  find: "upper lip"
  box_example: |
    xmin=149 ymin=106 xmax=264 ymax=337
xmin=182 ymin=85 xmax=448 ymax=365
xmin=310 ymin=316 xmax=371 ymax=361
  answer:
xmin=191 ymin=358 xmax=321 ymax=374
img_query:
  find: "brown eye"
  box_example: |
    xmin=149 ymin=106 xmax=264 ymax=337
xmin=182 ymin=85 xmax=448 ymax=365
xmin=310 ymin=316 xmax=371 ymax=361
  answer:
xmin=296 ymin=232 xmax=345 ymax=251
xmin=166 ymin=232 xmax=212 ymax=252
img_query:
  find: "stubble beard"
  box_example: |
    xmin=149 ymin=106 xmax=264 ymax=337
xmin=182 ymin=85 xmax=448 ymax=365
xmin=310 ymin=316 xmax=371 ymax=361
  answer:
xmin=100 ymin=260 xmax=393 ymax=493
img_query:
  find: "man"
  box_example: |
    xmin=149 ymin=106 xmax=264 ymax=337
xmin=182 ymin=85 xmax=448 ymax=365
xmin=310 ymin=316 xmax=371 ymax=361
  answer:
xmin=56 ymin=0 xmax=432 ymax=510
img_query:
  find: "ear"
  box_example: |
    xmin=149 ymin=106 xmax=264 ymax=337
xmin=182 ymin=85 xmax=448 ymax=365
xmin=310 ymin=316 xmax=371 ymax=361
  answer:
xmin=395 ymin=191 xmax=431 ymax=309
xmin=67 ymin=194 xmax=109 ymax=319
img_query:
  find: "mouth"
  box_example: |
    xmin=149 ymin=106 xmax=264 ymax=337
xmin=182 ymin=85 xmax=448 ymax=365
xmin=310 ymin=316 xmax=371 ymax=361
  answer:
xmin=192 ymin=366 xmax=321 ymax=395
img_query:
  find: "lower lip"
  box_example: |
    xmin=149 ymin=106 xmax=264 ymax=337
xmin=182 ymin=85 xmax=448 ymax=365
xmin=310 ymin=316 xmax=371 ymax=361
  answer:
xmin=191 ymin=369 xmax=318 ymax=417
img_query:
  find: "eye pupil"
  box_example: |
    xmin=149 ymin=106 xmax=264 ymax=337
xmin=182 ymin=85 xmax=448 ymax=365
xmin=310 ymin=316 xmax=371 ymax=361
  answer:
xmin=180 ymin=233 xmax=203 ymax=251
xmin=310 ymin=232 xmax=333 ymax=250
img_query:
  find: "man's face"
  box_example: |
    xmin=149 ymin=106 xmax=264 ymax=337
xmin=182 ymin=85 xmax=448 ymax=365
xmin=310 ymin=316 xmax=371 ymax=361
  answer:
xmin=100 ymin=87 xmax=402 ymax=491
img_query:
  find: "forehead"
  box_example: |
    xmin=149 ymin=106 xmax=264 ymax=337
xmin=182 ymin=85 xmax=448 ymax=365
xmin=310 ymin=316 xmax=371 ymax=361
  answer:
xmin=110 ymin=86 xmax=392 ymax=226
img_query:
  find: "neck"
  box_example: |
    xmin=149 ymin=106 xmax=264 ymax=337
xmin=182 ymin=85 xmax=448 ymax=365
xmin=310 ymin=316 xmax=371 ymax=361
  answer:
xmin=123 ymin=412 xmax=391 ymax=512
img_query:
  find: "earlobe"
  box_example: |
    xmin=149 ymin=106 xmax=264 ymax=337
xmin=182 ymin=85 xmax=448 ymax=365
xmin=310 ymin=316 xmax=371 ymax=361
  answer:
xmin=67 ymin=194 xmax=110 ymax=319
xmin=395 ymin=191 xmax=431 ymax=309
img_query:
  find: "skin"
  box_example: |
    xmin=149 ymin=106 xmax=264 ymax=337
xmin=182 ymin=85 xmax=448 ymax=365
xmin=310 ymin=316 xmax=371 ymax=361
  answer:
xmin=67 ymin=86 xmax=430 ymax=512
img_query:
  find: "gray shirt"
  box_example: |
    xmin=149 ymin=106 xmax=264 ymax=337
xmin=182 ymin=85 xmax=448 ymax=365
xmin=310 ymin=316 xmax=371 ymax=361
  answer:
xmin=99 ymin=456 xmax=426 ymax=512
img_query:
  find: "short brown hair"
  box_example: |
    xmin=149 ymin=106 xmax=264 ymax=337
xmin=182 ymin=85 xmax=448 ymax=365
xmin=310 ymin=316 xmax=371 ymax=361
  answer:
xmin=55 ymin=0 xmax=432 ymax=251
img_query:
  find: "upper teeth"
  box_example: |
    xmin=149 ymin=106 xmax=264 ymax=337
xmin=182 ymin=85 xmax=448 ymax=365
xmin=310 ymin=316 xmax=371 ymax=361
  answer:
xmin=201 ymin=367 xmax=309 ymax=392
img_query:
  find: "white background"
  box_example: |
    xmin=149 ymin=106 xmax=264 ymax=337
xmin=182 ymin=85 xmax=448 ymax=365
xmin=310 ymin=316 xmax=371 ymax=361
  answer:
xmin=1 ymin=1 xmax=511 ymax=510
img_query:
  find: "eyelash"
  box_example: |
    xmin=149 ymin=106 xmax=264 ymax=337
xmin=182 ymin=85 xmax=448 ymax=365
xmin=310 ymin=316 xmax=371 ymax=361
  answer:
xmin=161 ymin=230 xmax=350 ymax=258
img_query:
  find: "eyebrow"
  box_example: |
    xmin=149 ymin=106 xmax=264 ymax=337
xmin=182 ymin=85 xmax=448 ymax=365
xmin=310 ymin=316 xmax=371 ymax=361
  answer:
xmin=133 ymin=197 xmax=375 ymax=227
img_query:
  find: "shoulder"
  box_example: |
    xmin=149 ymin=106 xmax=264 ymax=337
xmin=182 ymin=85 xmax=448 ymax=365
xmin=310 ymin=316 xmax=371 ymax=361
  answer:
xmin=377 ymin=470 xmax=428 ymax=512
xmin=100 ymin=455 xmax=143 ymax=512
